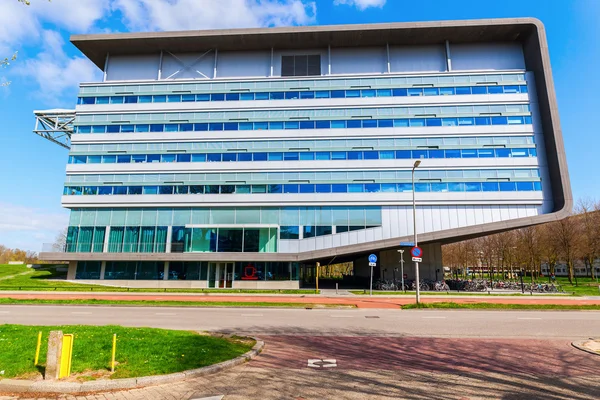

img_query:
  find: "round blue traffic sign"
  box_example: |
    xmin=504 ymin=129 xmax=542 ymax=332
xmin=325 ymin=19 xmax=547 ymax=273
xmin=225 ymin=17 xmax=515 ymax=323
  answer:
xmin=368 ymin=254 xmax=377 ymax=263
xmin=410 ymin=246 xmax=423 ymax=258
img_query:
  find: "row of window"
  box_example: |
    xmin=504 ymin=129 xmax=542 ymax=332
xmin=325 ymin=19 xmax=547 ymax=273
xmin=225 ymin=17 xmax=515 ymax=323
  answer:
xmin=64 ymin=181 xmax=542 ymax=196
xmin=70 ymin=135 xmax=536 ymax=153
xmin=68 ymin=148 xmax=538 ymax=164
xmin=77 ymin=85 xmax=529 ymax=105
xmin=76 ymin=104 xmax=531 ymax=123
xmin=80 ymin=73 xmax=526 ymax=96
xmin=75 ymin=261 xmax=299 ymax=281
xmin=75 ymin=115 xmax=532 ymax=134
xmin=65 ymin=169 xmax=542 ymax=185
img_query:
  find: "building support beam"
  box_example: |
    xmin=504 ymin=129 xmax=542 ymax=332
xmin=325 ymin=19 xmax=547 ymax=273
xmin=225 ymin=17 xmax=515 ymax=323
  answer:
xmin=386 ymin=43 xmax=391 ymax=73
xmin=157 ymin=50 xmax=163 ymax=80
xmin=213 ymin=48 xmax=218 ymax=79
xmin=445 ymin=40 xmax=452 ymax=72
xmin=270 ymin=47 xmax=274 ymax=77
xmin=163 ymin=262 xmax=169 ymax=281
xmin=100 ymin=261 xmax=106 ymax=280
xmin=327 ymin=45 xmax=331 ymax=75
xmin=103 ymin=53 xmax=109 ymax=82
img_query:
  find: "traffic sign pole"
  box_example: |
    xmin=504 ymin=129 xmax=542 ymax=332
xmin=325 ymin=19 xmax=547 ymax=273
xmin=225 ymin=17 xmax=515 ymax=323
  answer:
xmin=368 ymin=254 xmax=377 ymax=296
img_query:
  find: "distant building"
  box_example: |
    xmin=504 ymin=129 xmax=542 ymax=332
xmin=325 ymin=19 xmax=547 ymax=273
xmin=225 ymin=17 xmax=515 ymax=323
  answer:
xmin=37 ymin=18 xmax=571 ymax=288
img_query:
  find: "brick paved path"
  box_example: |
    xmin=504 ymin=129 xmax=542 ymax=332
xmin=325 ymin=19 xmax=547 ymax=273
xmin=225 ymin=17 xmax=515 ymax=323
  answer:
xmin=1 ymin=292 xmax=599 ymax=309
xmin=2 ymin=336 xmax=599 ymax=399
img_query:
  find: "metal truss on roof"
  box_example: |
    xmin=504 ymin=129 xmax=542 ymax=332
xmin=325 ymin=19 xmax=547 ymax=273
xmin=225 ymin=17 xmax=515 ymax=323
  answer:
xmin=33 ymin=109 xmax=75 ymax=149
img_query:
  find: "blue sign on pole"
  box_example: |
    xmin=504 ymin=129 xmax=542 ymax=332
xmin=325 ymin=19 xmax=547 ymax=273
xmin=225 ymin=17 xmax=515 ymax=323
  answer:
xmin=410 ymin=246 xmax=423 ymax=258
xmin=368 ymin=254 xmax=377 ymax=263
xmin=400 ymin=242 xmax=415 ymax=247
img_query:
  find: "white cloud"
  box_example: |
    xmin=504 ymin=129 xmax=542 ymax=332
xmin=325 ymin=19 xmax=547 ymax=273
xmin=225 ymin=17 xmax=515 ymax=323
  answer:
xmin=0 ymin=203 xmax=69 ymax=252
xmin=113 ymin=0 xmax=316 ymax=31
xmin=16 ymin=29 xmax=101 ymax=103
xmin=333 ymin=0 xmax=386 ymax=10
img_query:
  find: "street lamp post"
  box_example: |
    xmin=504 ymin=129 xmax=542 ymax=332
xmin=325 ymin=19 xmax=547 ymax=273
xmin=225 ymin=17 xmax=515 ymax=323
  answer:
xmin=412 ymin=160 xmax=421 ymax=304
xmin=397 ymin=249 xmax=405 ymax=291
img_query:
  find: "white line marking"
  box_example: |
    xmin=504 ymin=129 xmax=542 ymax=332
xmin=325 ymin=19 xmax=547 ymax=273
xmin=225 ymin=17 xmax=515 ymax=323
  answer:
xmin=241 ymin=314 xmax=263 ymax=317
xmin=422 ymin=316 xmax=447 ymax=319
xmin=330 ymin=315 xmax=353 ymax=318
xmin=517 ymin=317 xmax=542 ymax=320
xmin=155 ymin=313 xmax=177 ymax=316
xmin=0 ymin=311 xmax=10 ymax=314
xmin=71 ymin=312 xmax=92 ymax=315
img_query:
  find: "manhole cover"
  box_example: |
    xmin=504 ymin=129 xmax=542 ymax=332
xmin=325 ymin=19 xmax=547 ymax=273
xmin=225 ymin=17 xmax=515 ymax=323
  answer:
xmin=307 ymin=359 xmax=337 ymax=368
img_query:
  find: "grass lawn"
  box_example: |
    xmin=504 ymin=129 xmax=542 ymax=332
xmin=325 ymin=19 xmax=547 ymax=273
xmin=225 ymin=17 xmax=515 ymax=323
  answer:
xmin=401 ymin=302 xmax=600 ymax=310
xmin=0 ymin=264 xmax=318 ymax=294
xmin=0 ymin=298 xmax=349 ymax=308
xmin=0 ymin=324 xmax=254 ymax=380
xmin=0 ymin=264 xmax=35 ymax=280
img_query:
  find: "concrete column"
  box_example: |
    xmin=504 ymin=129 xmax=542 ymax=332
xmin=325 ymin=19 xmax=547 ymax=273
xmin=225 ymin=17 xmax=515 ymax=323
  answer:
xmin=166 ymin=226 xmax=173 ymax=253
xmin=45 ymin=331 xmax=63 ymax=380
xmin=163 ymin=261 xmax=169 ymax=281
xmin=100 ymin=261 xmax=106 ymax=280
xmin=445 ymin=40 xmax=452 ymax=72
xmin=103 ymin=53 xmax=109 ymax=82
xmin=213 ymin=48 xmax=218 ymax=78
xmin=103 ymin=226 xmax=111 ymax=253
xmin=67 ymin=261 xmax=77 ymax=280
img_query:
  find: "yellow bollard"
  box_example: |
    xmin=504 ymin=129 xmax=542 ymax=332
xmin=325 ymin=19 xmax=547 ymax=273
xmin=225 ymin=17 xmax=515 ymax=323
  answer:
xmin=34 ymin=331 xmax=42 ymax=366
xmin=111 ymin=334 xmax=117 ymax=373
xmin=315 ymin=262 xmax=320 ymax=293
xmin=59 ymin=334 xmax=74 ymax=379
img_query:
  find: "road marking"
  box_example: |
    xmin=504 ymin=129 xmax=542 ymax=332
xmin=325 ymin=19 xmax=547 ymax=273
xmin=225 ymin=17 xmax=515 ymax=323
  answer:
xmin=330 ymin=314 xmax=353 ymax=318
xmin=71 ymin=312 xmax=92 ymax=315
xmin=155 ymin=313 xmax=177 ymax=316
xmin=422 ymin=316 xmax=446 ymax=319
xmin=0 ymin=311 xmax=10 ymax=314
xmin=191 ymin=396 xmax=224 ymax=400
xmin=241 ymin=313 xmax=263 ymax=317
xmin=517 ymin=317 xmax=542 ymax=320
xmin=365 ymin=316 xmax=380 ymax=319
xmin=308 ymin=359 xmax=337 ymax=368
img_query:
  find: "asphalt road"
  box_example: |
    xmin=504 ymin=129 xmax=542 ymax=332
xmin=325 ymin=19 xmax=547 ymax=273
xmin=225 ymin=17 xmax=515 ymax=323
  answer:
xmin=1 ymin=305 xmax=599 ymax=339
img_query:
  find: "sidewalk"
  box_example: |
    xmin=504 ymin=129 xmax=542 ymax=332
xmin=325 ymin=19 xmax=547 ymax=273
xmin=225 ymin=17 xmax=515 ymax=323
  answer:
xmin=1 ymin=291 xmax=600 ymax=309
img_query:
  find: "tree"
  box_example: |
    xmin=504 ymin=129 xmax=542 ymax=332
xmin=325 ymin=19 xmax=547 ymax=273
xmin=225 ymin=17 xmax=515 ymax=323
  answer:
xmin=52 ymin=227 xmax=68 ymax=252
xmin=576 ymin=199 xmax=600 ymax=279
xmin=549 ymin=214 xmax=582 ymax=285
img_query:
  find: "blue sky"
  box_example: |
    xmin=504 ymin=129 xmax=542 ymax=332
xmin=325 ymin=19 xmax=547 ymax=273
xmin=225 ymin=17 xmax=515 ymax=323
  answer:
xmin=0 ymin=0 xmax=598 ymax=251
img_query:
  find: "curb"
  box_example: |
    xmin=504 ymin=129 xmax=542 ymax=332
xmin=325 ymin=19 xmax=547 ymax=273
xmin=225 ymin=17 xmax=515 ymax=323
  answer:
xmin=0 ymin=336 xmax=263 ymax=394
xmin=571 ymin=340 xmax=600 ymax=357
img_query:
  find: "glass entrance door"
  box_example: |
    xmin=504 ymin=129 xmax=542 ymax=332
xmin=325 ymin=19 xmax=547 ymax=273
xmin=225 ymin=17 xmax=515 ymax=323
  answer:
xmin=209 ymin=262 xmax=234 ymax=288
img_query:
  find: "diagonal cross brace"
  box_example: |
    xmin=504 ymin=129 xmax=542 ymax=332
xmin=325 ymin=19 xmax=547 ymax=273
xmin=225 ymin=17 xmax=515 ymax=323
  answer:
xmin=164 ymin=49 xmax=213 ymax=80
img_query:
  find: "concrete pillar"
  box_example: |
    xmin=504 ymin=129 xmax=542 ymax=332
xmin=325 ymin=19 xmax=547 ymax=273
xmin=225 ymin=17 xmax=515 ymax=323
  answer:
xmin=67 ymin=261 xmax=77 ymax=280
xmin=103 ymin=226 xmax=111 ymax=253
xmin=100 ymin=261 xmax=106 ymax=280
xmin=166 ymin=226 xmax=173 ymax=253
xmin=163 ymin=261 xmax=169 ymax=281
xmin=45 ymin=331 xmax=63 ymax=380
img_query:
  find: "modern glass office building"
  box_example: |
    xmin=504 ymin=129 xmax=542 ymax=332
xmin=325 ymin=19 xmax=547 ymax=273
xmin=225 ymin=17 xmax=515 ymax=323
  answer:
xmin=38 ymin=18 xmax=571 ymax=288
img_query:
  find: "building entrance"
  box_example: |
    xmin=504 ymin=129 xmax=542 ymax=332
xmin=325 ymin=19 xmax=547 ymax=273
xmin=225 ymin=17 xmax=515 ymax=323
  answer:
xmin=208 ymin=262 xmax=234 ymax=288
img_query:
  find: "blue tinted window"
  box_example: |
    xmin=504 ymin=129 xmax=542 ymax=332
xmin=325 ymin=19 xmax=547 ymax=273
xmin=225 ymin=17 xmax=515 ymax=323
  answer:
xmin=495 ymin=148 xmax=511 ymax=157
xmin=285 ymin=91 xmax=299 ymax=100
xmin=423 ymin=87 xmax=439 ymax=96
xmin=268 ymin=121 xmax=284 ymax=130
xmin=448 ymin=183 xmax=465 ymax=192
xmin=225 ymin=93 xmax=239 ymax=101
xmin=365 ymin=184 xmax=381 ymax=193
xmin=238 ymin=122 xmax=252 ymax=130
xmin=194 ymin=123 xmax=208 ymax=131
xmin=394 ymin=119 xmax=409 ymax=127
xmin=362 ymin=89 xmax=376 ymax=97
xmin=253 ymin=152 xmax=267 ymax=161
xmin=499 ymin=182 xmax=516 ymax=191
xmin=315 ymin=91 xmax=330 ymax=98
xmin=211 ymin=93 xmax=225 ymax=101
xmin=270 ymin=92 xmax=284 ymax=100
xmin=147 ymin=154 xmax=160 ymax=163
xmin=397 ymin=183 xmax=412 ymax=192
xmin=362 ymin=120 xmax=377 ymax=128
xmin=96 ymin=96 xmax=110 ymax=104
xmin=300 ymin=121 xmax=315 ymax=129
xmin=524 ymin=116 xmax=532 ymax=124
xmin=224 ymin=122 xmax=238 ymax=131
xmin=491 ymin=116 xmax=508 ymax=125
xmin=461 ymin=149 xmax=478 ymax=158
xmin=268 ymin=184 xmax=282 ymax=193
xmin=415 ymin=183 xmax=430 ymax=192
xmin=190 ymin=185 xmax=204 ymax=194
xmin=528 ymin=148 xmax=537 ymax=157
xmin=478 ymin=149 xmax=494 ymax=158
xmin=381 ymin=183 xmax=397 ymax=192
xmin=175 ymin=186 xmax=189 ymax=194
xmin=348 ymin=184 xmax=364 ymax=193
xmin=209 ymin=123 xmax=224 ymax=131
xmin=196 ymin=94 xmax=210 ymax=101
xmin=316 ymin=120 xmax=330 ymax=129
xmin=167 ymin=95 xmax=181 ymax=102
xmin=159 ymin=186 xmax=174 ymax=195
xmin=164 ymin=124 xmax=178 ymax=132
xmin=240 ymin=93 xmax=254 ymax=101
xmin=363 ymin=151 xmax=378 ymax=160
xmin=471 ymin=86 xmax=487 ymax=95
xmin=511 ymin=149 xmax=528 ymax=157
xmin=129 ymin=186 xmax=143 ymax=195
xmin=300 ymin=91 xmax=315 ymax=99
xmin=102 ymin=155 xmax=116 ymax=163
xmin=412 ymin=150 xmax=427 ymax=159
xmin=440 ymin=87 xmax=455 ymax=95
xmin=380 ymin=150 xmax=394 ymax=159
xmin=426 ymin=118 xmax=442 ymax=127
xmin=465 ymin=182 xmax=481 ymax=192
xmin=283 ymin=184 xmax=299 ymax=193
xmin=180 ymin=123 xmax=193 ymax=131
xmin=135 ymin=124 xmax=149 ymax=133
xmin=143 ymin=186 xmax=158 ymax=195
xmin=284 ymin=152 xmax=299 ymax=161
xmin=153 ymin=95 xmax=166 ymax=103
xmin=507 ymin=116 xmax=524 ymax=125
xmin=475 ymin=117 xmax=490 ymax=126
xmin=392 ymin=88 xmax=407 ymax=97
xmin=222 ymin=153 xmax=237 ymax=162
xmin=81 ymin=97 xmax=95 ymax=105
xmin=482 ymin=182 xmax=499 ymax=192
xmin=191 ymin=154 xmax=206 ymax=162
xmin=347 ymin=120 xmax=362 ymax=129
xmin=455 ymin=87 xmax=471 ymax=95
xmin=429 ymin=150 xmax=444 ymax=159
xmin=177 ymin=154 xmax=191 ymax=162
xmin=520 ymin=85 xmax=528 ymax=94
xmin=113 ymin=186 xmax=127 ymax=195
xmin=503 ymin=85 xmax=520 ymax=94
xmin=347 ymin=151 xmax=362 ymax=160
xmin=124 ymin=96 xmax=138 ymax=104
xmin=300 ymin=184 xmax=315 ymax=193
xmin=207 ymin=153 xmax=221 ymax=162
xmin=238 ymin=153 xmax=252 ymax=162
xmin=111 ymin=96 xmax=124 ymax=104
xmin=117 ymin=155 xmax=131 ymax=163
xmin=376 ymin=89 xmax=392 ymax=97
xmin=458 ymin=117 xmax=474 ymax=126
xmin=445 ymin=149 xmax=461 ymax=158
xmin=268 ymin=152 xmax=283 ymax=161
xmin=97 ymin=186 xmax=112 ymax=195
xmin=331 ymin=90 xmax=345 ymax=98
xmin=487 ymin=86 xmax=503 ymax=94
xmin=410 ymin=119 xmax=425 ymax=127
xmin=316 ymin=184 xmax=331 ymax=193
xmin=284 ymin=121 xmax=299 ymax=129
xmin=516 ymin=182 xmax=534 ymax=191
xmin=331 ymin=120 xmax=345 ymax=129
xmin=332 ymin=184 xmax=347 ymax=193
xmin=316 ymin=152 xmax=330 ymax=160
xmin=346 ymin=90 xmax=360 ymax=98
xmin=431 ymin=183 xmax=448 ymax=192
xmin=331 ymin=151 xmax=346 ymax=160
xmin=378 ymin=119 xmax=393 ymax=128
xmin=533 ymin=182 xmax=542 ymax=191
xmin=255 ymin=92 xmax=269 ymax=100
xmin=299 ymin=152 xmax=315 ymax=160
xmin=395 ymin=150 xmax=411 ymax=159
xmin=161 ymin=154 xmax=176 ymax=163
xmin=237 ymin=185 xmax=251 ymax=194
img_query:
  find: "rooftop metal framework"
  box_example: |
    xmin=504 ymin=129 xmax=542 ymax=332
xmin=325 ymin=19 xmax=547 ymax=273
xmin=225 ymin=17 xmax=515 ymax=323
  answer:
xmin=33 ymin=109 xmax=74 ymax=149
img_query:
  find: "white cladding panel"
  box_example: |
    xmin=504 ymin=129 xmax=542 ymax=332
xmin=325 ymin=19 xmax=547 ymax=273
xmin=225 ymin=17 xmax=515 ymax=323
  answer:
xmin=389 ymin=45 xmax=446 ymax=73
xmin=330 ymin=47 xmax=387 ymax=75
xmin=106 ymin=55 xmax=160 ymax=81
xmin=451 ymin=42 xmax=525 ymax=71
xmin=161 ymin=52 xmax=215 ymax=80
xmin=217 ymin=51 xmax=270 ymax=78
